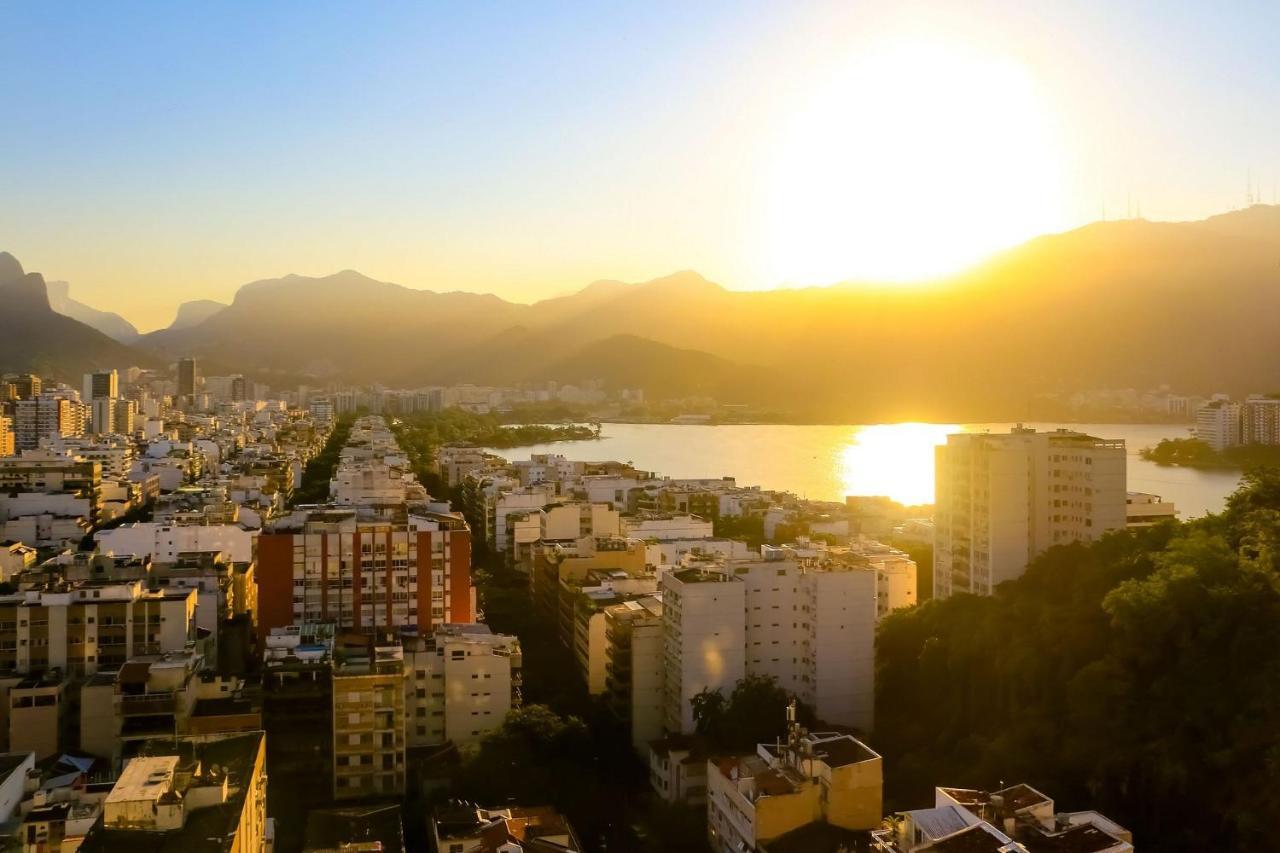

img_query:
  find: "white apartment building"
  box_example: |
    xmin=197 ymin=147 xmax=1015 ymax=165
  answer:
xmin=330 ymin=460 xmax=414 ymax=506
xmin=728 ymin=555 xmax=878 ymax=731
xmin=404 ymin=624 xmax=521 ymax=748
xmin=662 ymin=569 xmax=746 ymax=734
xmin=644 ymin=538 xmax=754 ymax=570
xmin=933 ymin=427 xmax=1126 ymax=599
xmin=623 ymin=513 xmax=715 ymax=542
xmin=1195 ymin=399 xmax=1241 ymax=451
xmin=660 ymin=552 xmax=880 ymax=734
xmin=95 ymin=522 xmax=258 ymax=564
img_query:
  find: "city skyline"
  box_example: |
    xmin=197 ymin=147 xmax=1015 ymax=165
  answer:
xmin=5 ymin=1 xmax=1280 ymax=329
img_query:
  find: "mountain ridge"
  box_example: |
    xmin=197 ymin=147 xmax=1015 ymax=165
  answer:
xmin=7 ymin=204 xmax=1280 ymax=417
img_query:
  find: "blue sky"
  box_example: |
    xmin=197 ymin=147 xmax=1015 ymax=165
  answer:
xmin=2 ymin=1 xmax=1279 ymax=329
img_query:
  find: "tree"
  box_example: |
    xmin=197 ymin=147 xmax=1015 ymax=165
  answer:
xmin=874 ymin=470 xmax=1280 ymax=851
xmin=691 ymin=675 xmax=815 ymax=753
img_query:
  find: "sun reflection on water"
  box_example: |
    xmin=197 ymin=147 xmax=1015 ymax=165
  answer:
xmin=838 ymin=422 xmax=960 ymax=506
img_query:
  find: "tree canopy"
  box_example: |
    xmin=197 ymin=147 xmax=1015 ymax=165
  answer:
xmin=874 ymin=467 xmax=1280 ymax=851
xmin=691 ymin=675 xmax=816 ymax=753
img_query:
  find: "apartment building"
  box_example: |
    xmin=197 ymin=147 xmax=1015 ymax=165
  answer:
xmin=604 ymin=596 xmax=665 ymax=755
xmin=0 ymin=450 xmax=102 ymax=546
xmin=95 ymin=520 xmax=258 ymax=564
xmin=403 ymin=623 xmax=521 ymax=748
xmin=434 ymin=445 xmax=497 ymax=489
xmin=1195 ymin=398 xmax=1241 ymax=451
xmin=12 ymin=391 xmax=86 ymax=451
xmin=0 ymin=415 xmax=13 ymax=457
xmin=706 ymin=714 xmax=883 ymax=853
xmin=658 ymin=551 xmax=879 ymax=735
xmin=1242 ymin=395 xmax=1280 ymax=445
xmin=1125 ymin=492 xmax=1178 ymax=528
xmin=262 ymin=624 xmax=336 ymax=824
xmin=528 ymin=535 xmax=647 ymax=624
xmin=933 ymin=427 xmax=1126 ymax=599
xmin=177 ymin=358 xmax=198 ymax=400
xmin=563 ymin=574 xmax=659 ymax=695
xmin=79 ymin=651 xmax=258 ymax=760
xmin=256 ymin=506 xmax=473 ymax=636
xmin=330 ymin=459 xmax=420 ymax=506
xmin=875 ymin=784 xmax=1133 ymax=852
xmin=622 ymin=512 xmax=715 ymax=541
xmin=0 ymin=580 xmax=196 ymax=675
xmin=332 ymin=645 xmax=406 ymax=801
xmin=662 ymin=568 xmax=746 ymax=734
xmin=80 ymin=732 xmax=268 ymax=853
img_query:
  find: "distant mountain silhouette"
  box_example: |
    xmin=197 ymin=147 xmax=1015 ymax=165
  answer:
xmin=45 ymin=280 xmax=140 ymax=344
xmin=166 ymin=299 xmax=226 ymax=331
xmin=14 ymin=205 xmax=1280 ymax=417
xmin=0 ymin=253 xmax=153 ymax=380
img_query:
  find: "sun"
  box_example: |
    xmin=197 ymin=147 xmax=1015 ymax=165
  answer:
xmin=768 ymin=39 xmax=1067 ymax=285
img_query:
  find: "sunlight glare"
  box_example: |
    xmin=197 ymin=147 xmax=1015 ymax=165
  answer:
xmin=839 ymin=422 xmax=958 ymax=506
xmin=769 ymin=39 xmax=1067 ymax=284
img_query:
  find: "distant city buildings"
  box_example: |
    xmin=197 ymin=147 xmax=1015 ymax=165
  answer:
xmin=1195 ymin=393 xmax=1280 ymax=451
xmin=934 ymin=427 xmax=1127 ymax=598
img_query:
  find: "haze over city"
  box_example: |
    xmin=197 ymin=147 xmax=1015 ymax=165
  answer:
xmin=4 ymin=1 xmax=1280 ymax=329
xmin=3 ymin=4 xmax=1280 ymax=853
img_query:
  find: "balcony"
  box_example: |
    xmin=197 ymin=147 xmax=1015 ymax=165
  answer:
xmin=119 ymin=692 xmax=178 ymax=715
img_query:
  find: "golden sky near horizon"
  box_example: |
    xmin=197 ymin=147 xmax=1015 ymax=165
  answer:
xmin=4 ymin=3 xmax=1278 ymax=331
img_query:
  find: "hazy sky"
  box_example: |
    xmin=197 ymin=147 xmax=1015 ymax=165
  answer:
xmin=3 ymin=1 xmax=1279 ymax=330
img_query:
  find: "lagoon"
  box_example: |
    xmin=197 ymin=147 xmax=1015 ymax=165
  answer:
xmin=486 ymin=421 xmax=1241 ymax=518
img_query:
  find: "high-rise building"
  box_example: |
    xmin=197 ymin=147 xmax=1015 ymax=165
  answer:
xmin=604 ymin=596 xmax=665 ymax=754
xmin=0 ymin=415 xmax=13 ymax=457
xmin=82 ymin=369 xmax=118 ymax=402
xmin=177 ymin=358 xmax=198 ymax=399
xmin=332 ymin=645 xmax=406 ymax=801
xmin=13 ymin=390 xmax=85 ymax=450
xmin=309 ymin=398 xmax=335 ymax=424
xmin=1196 ymin=398 xmax=1241 ymax=451
xmin=230 ymin=374 xmax=247 ymax=402
xmin=661 ymin=568 xmax=746 ymax=735
xmin=89 ymin=398 xmax=115 ymax=435
xmin=933 ymin=427 xmax=1127 ymax=599
xmin=6 ymin=374 xmax=41 ymax=400
xmin=113 ymin=398 xmax=138 ymax=435
xmin=659 ymin=554 xmax=879 ymax=735
xmin=256 ymin=507 xmax=474 ymax=637
xmin=1242 ymin=395 xmax=1280 ymax=446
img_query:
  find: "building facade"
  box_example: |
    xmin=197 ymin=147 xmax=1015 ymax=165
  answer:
xmin=933 ymin=427 xmax=1126 ymax=599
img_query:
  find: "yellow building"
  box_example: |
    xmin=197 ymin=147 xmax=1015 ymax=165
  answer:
xmin=706 ymin=709 xmax=883 ymax=853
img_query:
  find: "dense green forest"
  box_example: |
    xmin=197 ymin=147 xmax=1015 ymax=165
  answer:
xmin=875 ymin=469 xmax=1280 ymax=851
